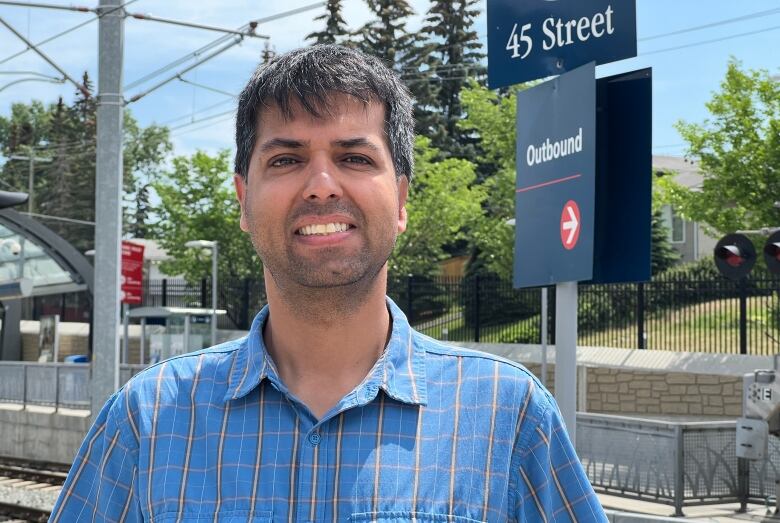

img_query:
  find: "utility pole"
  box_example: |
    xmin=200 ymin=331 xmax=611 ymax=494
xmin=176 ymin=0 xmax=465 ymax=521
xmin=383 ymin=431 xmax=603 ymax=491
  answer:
xmin=8 ymin=149 xmax=51 ymax=213
xmin=91 ymin=0 xmax=124 ymax=418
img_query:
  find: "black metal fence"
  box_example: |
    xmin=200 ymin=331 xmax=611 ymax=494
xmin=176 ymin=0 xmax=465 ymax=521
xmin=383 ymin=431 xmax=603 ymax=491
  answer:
xmin=139 ymin=273 xmax=780 ymax=355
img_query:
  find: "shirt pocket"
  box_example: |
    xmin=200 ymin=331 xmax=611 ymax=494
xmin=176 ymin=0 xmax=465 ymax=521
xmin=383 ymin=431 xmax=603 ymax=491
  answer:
xmin=156 ymin=510 xmax=273 ymax=522
xmin=350 ymin=512 xmax=484 ymax=523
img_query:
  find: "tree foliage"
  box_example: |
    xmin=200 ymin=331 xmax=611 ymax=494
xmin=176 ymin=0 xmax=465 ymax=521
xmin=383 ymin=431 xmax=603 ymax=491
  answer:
xmin=661 ymin=59 xmax=780 ymax=234
xmin=306 ymin=0 xmax=350 ymax=45
xmin=0 ymin=77 xmax=170 ymax=251
xmin=420 ymin=0 xmax=485 ymax=156
xmin=152 ymin=150 xmax=260 ymax=283
xmin=459 ymin=81 xmax=521 ymax=279
xmin=389 ymin=136 xmax=484 ymax=277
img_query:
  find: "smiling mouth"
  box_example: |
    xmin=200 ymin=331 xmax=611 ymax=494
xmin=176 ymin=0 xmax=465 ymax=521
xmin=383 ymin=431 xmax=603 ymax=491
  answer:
xmin=296 ymin=223 xmax=355 ymax=236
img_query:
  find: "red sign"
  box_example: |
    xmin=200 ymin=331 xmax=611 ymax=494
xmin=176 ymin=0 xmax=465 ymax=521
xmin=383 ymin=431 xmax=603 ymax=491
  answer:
xmin=121 ymin=241 xmax=145 ymax=304
xmin=560 ymin=200 xmax=581 ymax=250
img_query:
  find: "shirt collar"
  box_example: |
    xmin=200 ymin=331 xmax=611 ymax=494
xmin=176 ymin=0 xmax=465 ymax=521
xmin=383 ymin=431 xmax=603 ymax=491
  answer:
xmin=224 ymin=296 xmax=428 ymax=406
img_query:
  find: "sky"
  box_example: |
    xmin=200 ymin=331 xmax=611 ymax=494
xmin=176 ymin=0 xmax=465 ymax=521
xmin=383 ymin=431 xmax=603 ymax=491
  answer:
xmin=0 ymin=0 xmax=779 ymax=163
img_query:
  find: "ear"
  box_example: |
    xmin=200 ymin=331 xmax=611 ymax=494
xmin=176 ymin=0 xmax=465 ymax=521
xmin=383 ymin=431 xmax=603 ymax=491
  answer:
xmin=233 ymin=174 xmax=250 ymax=232
xmin=397 ymin=175 xmax=409 ymax=233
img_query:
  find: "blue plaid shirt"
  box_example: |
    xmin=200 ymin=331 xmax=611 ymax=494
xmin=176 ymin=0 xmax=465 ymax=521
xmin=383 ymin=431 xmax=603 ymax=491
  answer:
xmin=51 ymin=298 xmax=605 ymax=522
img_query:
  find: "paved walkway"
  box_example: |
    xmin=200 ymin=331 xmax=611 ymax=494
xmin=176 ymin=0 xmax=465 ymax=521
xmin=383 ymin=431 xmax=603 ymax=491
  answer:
xmin=599 ymin=493 xmax=780 ymax=522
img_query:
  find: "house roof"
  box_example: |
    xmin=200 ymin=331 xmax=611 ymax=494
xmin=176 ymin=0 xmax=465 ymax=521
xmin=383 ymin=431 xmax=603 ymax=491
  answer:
xmin=652 ymin=155 xmax=703 ymax=190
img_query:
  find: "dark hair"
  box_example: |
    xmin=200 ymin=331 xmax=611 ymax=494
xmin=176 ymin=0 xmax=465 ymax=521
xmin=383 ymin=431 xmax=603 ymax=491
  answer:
xmin=234 ymin=44 xmax=415 ymax=181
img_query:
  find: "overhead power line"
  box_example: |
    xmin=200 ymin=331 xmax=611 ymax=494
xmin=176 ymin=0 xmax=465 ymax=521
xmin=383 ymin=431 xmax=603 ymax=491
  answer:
xmin=0 ymin=0 xmax=138 ymax=65
xmin=641 ymin=24 xmax=780 ymax=57
xmin=0 ymin=16 xmax=89 ymax=96
xmin=127 ymin=36 xmax=244 ymax=103
xmin=639 ymin=7 xmax=780 ymax=42
xmin=176 ymin=76 xmax=237 ymax=98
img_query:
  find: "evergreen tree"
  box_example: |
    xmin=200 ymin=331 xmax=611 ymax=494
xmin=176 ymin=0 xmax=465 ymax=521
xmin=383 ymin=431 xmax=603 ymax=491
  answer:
xmin=261 ymin=41 xmax=276 ymax=64
xmin=651 ymin=207 xmax=680 ymax=275
xmin=421 ymin=0 xmax=485 ymax=156
xmin=306 ymin=0 xmax=349 ymax=45
xmin=359 ymin=0 xmax=417 ymax=68
xmin=359 ymin=0 xmax=440 ymax=138
xmin=0 ymin=73 xmax=170 ymax=252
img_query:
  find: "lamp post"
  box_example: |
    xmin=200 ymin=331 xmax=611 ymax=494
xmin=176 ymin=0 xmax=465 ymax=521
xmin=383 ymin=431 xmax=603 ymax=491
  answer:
xmin=185 ymin=240 xmax=218 ymax=346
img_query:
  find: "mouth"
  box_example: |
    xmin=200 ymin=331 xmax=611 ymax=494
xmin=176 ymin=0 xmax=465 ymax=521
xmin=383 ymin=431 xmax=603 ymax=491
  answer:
xmin=295 ymin=222 xmax=356 ymax=237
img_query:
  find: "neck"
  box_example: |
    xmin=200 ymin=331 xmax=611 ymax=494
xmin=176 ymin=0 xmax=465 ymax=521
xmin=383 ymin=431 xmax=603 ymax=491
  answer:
xmin=261 ymin=267 xmax=391 ymax=413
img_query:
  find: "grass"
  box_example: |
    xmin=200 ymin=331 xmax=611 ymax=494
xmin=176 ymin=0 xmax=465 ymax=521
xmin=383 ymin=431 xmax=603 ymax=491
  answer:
xmin=413 ymin=296 xmax=780 ymax=355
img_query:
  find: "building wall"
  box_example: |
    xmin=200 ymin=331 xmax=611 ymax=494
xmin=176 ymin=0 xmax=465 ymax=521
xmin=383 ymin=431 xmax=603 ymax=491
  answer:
xmin=457 ymin=342 xmax=759 ymax=419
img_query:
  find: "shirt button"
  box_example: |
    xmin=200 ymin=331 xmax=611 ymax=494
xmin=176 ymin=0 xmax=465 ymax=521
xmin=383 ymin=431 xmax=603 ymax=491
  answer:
xmin=308 ymin=432 xmax=321 ymax=446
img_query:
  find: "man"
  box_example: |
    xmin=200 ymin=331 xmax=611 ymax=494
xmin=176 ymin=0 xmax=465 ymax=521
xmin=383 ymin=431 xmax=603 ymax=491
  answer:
xmin=51 ymin=45 xmax=606 ymax=522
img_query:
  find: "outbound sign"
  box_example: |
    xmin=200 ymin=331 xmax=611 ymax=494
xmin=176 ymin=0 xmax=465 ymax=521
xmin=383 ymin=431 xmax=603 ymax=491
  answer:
xmin=514 ymin=62 xmax=596 ymax=288
xmin=487 ymin=0 xmax=637 ymax=88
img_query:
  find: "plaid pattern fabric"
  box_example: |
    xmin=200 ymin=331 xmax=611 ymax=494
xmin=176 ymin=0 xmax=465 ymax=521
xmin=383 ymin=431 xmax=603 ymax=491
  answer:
xmin=51 ymin=298 xmax=606 ymax=522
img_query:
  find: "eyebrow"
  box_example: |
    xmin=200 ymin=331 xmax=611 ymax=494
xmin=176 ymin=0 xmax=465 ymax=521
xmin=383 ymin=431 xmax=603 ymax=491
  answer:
xmin=257 ymin=138 xmax=306 ymax=155
xmin=333 ymin=137 xmax=381 ymax=152
xmin=257 ymin=137 xmax=381 ymax=155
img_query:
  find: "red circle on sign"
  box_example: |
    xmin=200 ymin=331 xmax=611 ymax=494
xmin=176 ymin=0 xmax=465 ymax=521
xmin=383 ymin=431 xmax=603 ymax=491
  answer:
xmin=560 ymin=200 xmax=581 ymax=250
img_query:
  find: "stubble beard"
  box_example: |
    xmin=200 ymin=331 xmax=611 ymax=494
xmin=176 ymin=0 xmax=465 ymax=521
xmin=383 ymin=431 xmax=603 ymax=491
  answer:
xmin=247 ymin=206 xmax=397 ymax=321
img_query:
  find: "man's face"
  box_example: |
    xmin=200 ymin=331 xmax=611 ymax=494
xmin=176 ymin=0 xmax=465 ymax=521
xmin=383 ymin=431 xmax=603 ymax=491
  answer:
xmin=235 ymin=94 xmax=408 ymax=290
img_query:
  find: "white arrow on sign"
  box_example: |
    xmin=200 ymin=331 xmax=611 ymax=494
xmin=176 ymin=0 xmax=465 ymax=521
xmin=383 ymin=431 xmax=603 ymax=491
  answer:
xmin=562 ymin=205 xmax=579 ymax=245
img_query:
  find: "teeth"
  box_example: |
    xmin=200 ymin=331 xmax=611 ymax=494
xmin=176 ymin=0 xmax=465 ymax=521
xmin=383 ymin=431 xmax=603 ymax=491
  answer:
xmin=298 ymin=223 xmax=351 ymax=236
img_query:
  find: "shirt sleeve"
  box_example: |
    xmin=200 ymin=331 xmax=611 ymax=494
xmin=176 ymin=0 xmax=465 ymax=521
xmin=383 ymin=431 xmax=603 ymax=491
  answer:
xmin=512 ymin=392 xmax=607 ymax=522
xmin=49 ymin=389 xmax=143 ymax=522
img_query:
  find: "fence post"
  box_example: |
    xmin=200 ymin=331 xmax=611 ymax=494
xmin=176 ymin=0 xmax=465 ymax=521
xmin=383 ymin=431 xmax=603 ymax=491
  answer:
xmin=242 ymin=279 xmax=251 ymax=330
xmin=162 ymin=278 xmax=167 ymax=307
xmin=201 ymin=278 xmax=208 ymax=308
xmin=637 ymin=282 xmax=646 ymax=349
xmin=406 ymin=275 xmax=413 ymax=323
xmin=474 ymin=276 xmax=480 ymax=343
xmin=739 ymin=278 xmax=748 ymax=355
xmin=737 ymin=457 xmax=749 ymax=513
xmin=55 ymin=365 xmax=60 ymax=410
xmin=22 ymin=363 xmax=27 ymax=408
xmin=674 ymin=424 xmax=685 ymax=516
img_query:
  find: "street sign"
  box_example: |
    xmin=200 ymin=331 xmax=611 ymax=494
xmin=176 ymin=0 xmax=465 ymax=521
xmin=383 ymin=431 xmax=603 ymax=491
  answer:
xmin=121 ymin=240 xmax=145 ymax=304
xmin=514 ymin=62 xmax=596 ymax=288
xmin=487 ymin=0 xmax=637 ymax=88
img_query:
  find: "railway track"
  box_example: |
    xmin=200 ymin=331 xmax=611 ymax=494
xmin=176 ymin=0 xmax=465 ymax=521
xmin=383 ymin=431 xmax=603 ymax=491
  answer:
xmin=0 ymin=456 xmax=68 ymax=486
xmin=0 ymin=456 xmax=67 ymax=522
xmin=0 ymin=500 xmax=51 ymax=522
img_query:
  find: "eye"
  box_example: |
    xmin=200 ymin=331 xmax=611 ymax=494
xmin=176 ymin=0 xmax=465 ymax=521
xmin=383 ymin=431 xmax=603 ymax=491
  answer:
xmin=343 ymin=155 xmax=372 ymax=165
xmin=269 ymin=157 xmax=299 ymax=167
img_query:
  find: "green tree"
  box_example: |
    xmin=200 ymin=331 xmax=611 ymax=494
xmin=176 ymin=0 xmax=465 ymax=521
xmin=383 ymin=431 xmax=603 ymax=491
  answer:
xmin=459 ymin=81 xmax=521 ymax=279
xmin=650 ymin=208 xmax=679 ymax=275
xmin=0 ymin=77 xmax=170 ymax=251
xmin=661 ymin=59 xmax=780 ymax=234
xmin=152 ymin=150 xmax=260 ymax=283
xmin=359 ymin=0 xmax=417 ymax=68
xmin=389 ymin=136 xmax=485 ymax=277
xmin=420 ymin=0 xmax=485 ymax=156
xmin=306 ymin=0 xmax=350 ymax=45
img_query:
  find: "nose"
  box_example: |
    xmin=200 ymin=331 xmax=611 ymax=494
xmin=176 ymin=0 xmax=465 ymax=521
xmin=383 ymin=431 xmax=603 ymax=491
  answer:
xmin=302 ymin=155 xmax=343 ymax=202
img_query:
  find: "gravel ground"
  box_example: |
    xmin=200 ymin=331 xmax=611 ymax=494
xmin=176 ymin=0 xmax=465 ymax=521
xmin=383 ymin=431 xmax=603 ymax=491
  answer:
xmin=0 ymin=481 xmax=60 ymax=511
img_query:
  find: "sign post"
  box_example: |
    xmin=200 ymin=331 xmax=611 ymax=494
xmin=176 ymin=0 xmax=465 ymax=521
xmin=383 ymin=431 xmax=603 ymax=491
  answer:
xmin=489 ymin=0 xmax=646 ymax=443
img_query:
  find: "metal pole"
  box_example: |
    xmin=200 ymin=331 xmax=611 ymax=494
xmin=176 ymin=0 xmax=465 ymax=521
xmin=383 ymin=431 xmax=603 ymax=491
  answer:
xmin=91 ymin=0 xmax=124 ymax=418
xmin=541 ymin=287 xmax=548 ymax=387
xmin=27 ymin=155 xmax=33 ymax=213
xmin=554 ymin=281 xmax=578 ymax=444
xmin=739 ymin=278 xmax=748 ymax=355
xmin=211 ymin=242 xmax=217 ymax=346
